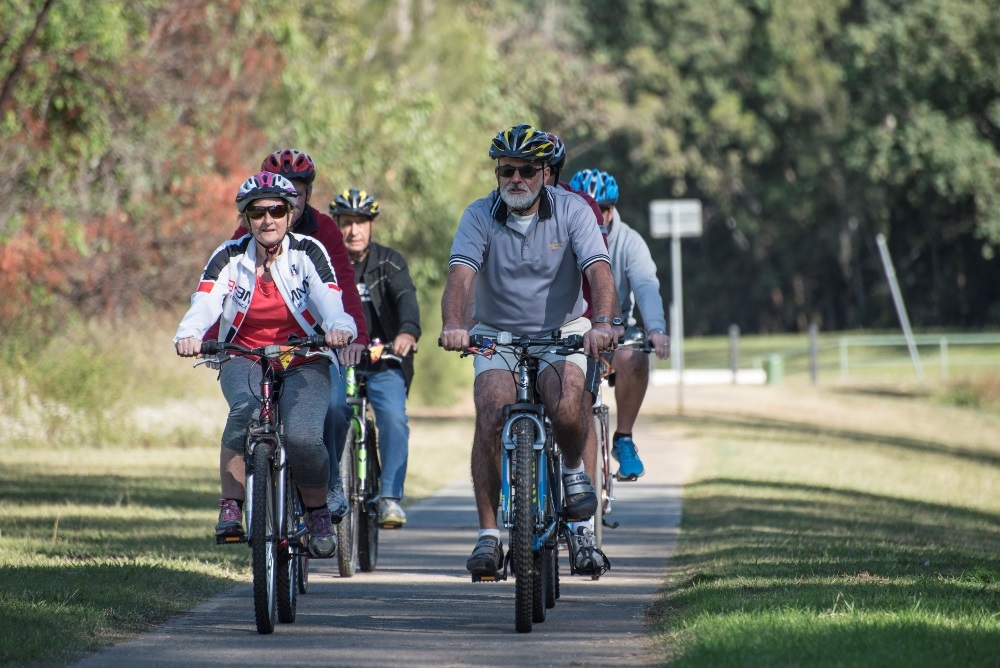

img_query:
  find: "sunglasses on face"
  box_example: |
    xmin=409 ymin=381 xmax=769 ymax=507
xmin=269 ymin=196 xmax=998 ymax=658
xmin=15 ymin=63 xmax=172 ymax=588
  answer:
xmin=497 ymin=164 xmax=543 ymax=179
xmin=245 ymin=204 xmax=290 ymax=221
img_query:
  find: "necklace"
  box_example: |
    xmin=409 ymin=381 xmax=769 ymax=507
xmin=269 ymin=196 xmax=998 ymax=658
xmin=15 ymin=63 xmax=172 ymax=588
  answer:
xmin=257 ymin=273 xmax=276 ymax=297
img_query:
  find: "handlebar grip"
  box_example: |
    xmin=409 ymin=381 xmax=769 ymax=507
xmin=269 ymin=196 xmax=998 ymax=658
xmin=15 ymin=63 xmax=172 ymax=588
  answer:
xmin=200 ymin=340 xmax=222 ymax=355
xmin=296 ymin=334 xmax=327 ymax=349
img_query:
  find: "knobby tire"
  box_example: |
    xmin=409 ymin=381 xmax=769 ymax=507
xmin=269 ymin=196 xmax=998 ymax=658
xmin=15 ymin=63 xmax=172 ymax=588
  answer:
xmin=358 ymin=419 xmax=380 ymax=572
xmin=251 ymin=442 xmax=277 ymax=634
xmin=512 ymin=417 xmax=536 ymax=633
xmin=594 ymin=406 xmax=611 ymax=549
xmin=276 ymin=458 xmax=297 ymax=623
xmin=337 ymin=432 xmax=359 ymax=577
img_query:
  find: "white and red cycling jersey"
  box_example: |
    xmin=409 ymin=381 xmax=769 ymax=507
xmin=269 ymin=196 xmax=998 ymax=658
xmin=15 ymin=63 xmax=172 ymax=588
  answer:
xmin=174 ymin=231 xmax=357 ymax=347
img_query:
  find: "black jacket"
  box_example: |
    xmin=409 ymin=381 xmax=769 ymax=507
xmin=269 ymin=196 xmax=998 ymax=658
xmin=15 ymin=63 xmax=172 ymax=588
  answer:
xmin=361 ymin=242 xmax=421 ymax=391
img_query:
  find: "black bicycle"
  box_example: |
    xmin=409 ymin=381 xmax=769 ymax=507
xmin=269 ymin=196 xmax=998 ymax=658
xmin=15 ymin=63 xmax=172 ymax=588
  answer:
xmin=197 ymin=334 xmax=327 ymax=634
xmin=448 ymin=331 xmax=587 ymax=633
xmin=335 ymin=341 xmax=406 ymax=577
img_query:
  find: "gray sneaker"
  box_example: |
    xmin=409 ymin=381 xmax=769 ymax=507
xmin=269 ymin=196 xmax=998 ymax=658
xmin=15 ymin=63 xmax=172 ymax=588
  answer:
xmin=327 ymin=479 xmax=348 ymax=521
xmin=306 ymin=507 xmax=337 ymax=558
xmin=377 ymin=497 xmax=406 ymax=529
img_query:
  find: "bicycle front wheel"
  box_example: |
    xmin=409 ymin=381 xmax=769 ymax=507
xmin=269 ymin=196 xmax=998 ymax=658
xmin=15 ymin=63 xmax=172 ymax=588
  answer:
xmin=336 ymin=431 xmax=359 ymax=577
xmin=593 ymin=406 xmax=612 ymax=549
xmin=358 ymin=418 xmax=380 ymax=572
xmin=511 ymin=416 xmax=536 ymax=633
xmin=251 ymin=441 xmax=278 ymax=634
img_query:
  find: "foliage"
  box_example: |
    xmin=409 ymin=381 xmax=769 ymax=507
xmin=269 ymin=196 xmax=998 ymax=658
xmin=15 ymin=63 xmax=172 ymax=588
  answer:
xmin=566 ymin=0 xmax=1000 ymax=333
xmin=2 ymin=0 xmax=1000 ymax=406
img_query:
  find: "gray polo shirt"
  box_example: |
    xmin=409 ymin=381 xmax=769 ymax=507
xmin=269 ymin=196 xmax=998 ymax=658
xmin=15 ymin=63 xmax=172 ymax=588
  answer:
xmin=449 ymin=186 xmax=611 ymax=333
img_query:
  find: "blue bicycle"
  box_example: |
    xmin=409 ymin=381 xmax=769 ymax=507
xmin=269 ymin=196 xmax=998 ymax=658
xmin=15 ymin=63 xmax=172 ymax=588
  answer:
xmin=455 ymin=331 xmax=587 ymax=633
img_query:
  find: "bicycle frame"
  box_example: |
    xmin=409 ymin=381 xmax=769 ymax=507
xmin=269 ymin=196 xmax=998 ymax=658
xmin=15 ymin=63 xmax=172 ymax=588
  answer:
xmin=457 ymin=331 xmax=583 ymax=632
xmin=197 ymin=335 xmax=326 ymax=633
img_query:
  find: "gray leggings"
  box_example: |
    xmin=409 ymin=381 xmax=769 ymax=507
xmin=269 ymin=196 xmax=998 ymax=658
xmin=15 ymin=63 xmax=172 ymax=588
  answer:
xmin=219 ymin=356 xmax=331 ymax=489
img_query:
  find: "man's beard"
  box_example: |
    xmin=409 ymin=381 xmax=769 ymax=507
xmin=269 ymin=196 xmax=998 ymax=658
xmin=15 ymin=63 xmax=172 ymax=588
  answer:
xmin=500 ymin=180 xmax=542 ymax=212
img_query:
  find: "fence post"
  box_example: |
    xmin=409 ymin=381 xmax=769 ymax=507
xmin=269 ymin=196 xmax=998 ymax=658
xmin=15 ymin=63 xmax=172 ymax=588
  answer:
xmin=728 ymin=324 xmax=740 ymax=384
xmin=839 ymin=337 xmax=848 ymax=380
xmin=809 ymin=323 xmax=819 ymax=386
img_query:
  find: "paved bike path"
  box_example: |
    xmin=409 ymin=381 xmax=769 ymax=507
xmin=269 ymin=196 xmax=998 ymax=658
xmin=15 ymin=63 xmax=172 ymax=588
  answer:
xmin=75 ymin=419 xmax=690 ymax=667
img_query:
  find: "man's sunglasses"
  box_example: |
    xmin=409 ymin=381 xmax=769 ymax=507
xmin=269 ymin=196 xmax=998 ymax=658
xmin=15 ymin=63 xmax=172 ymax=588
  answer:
xmin=245 ymin=204 xmax=290 ymax=220
xmin=497 ymin=165 xmax=543 ymax=179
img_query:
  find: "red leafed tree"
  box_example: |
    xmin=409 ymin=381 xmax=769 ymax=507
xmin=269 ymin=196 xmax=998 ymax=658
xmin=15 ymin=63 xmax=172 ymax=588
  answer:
xmin=0 ymin=0 xmax=283 ymax=331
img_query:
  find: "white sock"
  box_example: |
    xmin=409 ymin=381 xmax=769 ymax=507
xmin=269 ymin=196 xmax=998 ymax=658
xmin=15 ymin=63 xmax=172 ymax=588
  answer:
xmin=478 ymin=529 xmax=501 ymax=541
xmin=562 ymin=461 xmax=585 ymax=476
xmin=569 ymin=519 xmax=594 ymax=534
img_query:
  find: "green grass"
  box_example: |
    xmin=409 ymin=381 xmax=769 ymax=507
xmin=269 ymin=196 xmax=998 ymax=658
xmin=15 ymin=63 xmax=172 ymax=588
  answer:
xmin=651 ymin=397 xmax=1000 ymax=667
xmin=0 ymin=447 xmax=247 ymax=666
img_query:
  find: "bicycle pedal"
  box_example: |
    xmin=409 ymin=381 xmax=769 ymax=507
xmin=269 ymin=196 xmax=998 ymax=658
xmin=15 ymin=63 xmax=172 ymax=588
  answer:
xmin=216 ymin=534 xmax=247 ymax=545
xmin=471 ymin=571 xmax=505 ymax=583
xmin=615 ymin=473 xmax=639 ymax=482
xmin=379 ymin=521 xmax=404 ymax=530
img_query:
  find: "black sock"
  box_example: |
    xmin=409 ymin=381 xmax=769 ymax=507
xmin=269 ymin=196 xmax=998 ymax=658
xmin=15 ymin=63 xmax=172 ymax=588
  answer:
xmin=306 ymin=504 xmax=327 ymax=513
xmin=614 ymin=432 xmax=631 ymax=441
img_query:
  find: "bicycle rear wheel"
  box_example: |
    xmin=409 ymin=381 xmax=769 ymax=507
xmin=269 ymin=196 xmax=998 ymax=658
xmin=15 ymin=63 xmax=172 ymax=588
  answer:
xmin=276 ymin=463 xmax=297 ymax=623
xmin=250 ymin=441 xmax=278 ymax=634
xmin=336 ymin=431 xmax=359 ymax=577
xmin=358 ymin=418 xmax=380 ymax=572
xmin=512 ymin=417 xmax=536 ymax=633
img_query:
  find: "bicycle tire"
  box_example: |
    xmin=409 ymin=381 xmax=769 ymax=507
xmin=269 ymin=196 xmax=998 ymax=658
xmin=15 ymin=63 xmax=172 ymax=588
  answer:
xmin=251 ymin=441 xmax=277 ymax=634
xmin=593 ymin=406 xmax=612 ymax=549
xmin=336 ymin=431 xmax=359 ymax=577
xmin=512 ymin=416 xmax=535 ymax=633
xmin=276 ymin=462 xmax=297 ymax=623
xmin=358 ymin=418 xmax=380 ymax=572
xmin=297 ymin=555 xmax=309 ymax=594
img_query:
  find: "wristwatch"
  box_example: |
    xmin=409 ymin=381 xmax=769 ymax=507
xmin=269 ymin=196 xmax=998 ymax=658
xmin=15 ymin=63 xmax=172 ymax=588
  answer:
xmin=594 ymin=316 xmax=624 ymax=327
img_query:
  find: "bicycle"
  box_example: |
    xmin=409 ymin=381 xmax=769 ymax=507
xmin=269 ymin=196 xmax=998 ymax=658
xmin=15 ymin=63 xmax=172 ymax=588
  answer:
xmin=447 ymin=331 xmax=588 ymax=634
xmin=197 ymin=334 xmax=328 ymax=635
xmin=335 ymin=340 xmax=406 ymax=577
xmin=592 ymin=328 xmax=652 ymax=549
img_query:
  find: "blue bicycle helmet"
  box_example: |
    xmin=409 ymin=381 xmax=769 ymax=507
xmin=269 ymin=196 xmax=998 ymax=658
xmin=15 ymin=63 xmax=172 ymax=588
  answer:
xmin=569 ymin=169 xmax=619 ymax=207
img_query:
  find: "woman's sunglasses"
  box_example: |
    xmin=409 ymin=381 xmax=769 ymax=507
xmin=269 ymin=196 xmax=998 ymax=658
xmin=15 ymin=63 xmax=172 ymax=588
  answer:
xmin=497 ymin=165 xmax=543 ymax=179
xmin=245 ymin=204 xmax=290 ymax=221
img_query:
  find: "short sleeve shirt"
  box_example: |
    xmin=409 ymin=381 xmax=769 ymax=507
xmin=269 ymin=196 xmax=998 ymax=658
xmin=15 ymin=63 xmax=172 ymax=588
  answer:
xmin=449 ymin=186 xmax=611 ymax=333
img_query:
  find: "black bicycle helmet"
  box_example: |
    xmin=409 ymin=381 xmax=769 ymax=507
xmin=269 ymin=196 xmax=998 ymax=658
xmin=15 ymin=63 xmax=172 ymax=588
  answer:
xmin=329 ymin=188 xmax=380 ymax=218
xmin=545 ymin=132 xmax=567 ymax=170
xmin=488 ymin=123 xmax=556 ymax=162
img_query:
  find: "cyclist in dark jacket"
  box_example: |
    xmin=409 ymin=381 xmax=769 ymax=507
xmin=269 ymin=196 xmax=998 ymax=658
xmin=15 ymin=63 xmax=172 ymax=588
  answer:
xmin=327 ymin=188 xmax=421 ymax=528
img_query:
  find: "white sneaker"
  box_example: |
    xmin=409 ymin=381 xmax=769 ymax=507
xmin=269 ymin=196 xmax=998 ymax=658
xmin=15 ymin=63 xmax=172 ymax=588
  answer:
xmin=377 ymin=497 xmax=406 ymax=529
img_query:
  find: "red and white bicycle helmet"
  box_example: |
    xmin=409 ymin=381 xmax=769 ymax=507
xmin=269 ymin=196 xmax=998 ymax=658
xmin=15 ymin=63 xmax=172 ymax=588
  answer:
xmin=260 ymin=149 xmax=317 ymax=184
xmin=235 ymin=172 xmax=299 ymax=212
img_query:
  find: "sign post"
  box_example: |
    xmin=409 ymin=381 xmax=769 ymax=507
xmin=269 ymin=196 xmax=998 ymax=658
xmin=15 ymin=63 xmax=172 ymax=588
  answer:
xmin=649 ymin=199 xmax=703 ymax=414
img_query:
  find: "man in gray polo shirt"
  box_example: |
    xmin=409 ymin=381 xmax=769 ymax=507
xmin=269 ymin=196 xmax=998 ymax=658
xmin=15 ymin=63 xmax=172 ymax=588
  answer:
xmin=440 ymin=123 xmax=618 ymax=579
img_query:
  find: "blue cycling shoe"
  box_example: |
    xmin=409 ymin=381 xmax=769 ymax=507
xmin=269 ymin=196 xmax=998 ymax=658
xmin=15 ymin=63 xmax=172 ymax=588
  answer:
xmin=612 ymin=435 xmax=645 ymax=481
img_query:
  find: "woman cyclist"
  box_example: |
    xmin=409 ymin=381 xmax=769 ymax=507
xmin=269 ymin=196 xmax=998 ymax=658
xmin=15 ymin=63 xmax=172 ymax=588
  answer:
xmin=174 ymin=171 xmax=357 ymax=558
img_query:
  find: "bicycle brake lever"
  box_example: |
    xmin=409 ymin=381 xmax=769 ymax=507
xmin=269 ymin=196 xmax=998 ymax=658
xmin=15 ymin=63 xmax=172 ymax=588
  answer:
xmin=194 ymin=353 xmax=231 ymax=368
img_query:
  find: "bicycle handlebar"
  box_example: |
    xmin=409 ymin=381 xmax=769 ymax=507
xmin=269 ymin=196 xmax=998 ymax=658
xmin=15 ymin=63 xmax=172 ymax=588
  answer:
xmin=437 ymin=330 xmax=653 ymax=354
xmin=199 ymin=334 xmax=328 ymax=358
